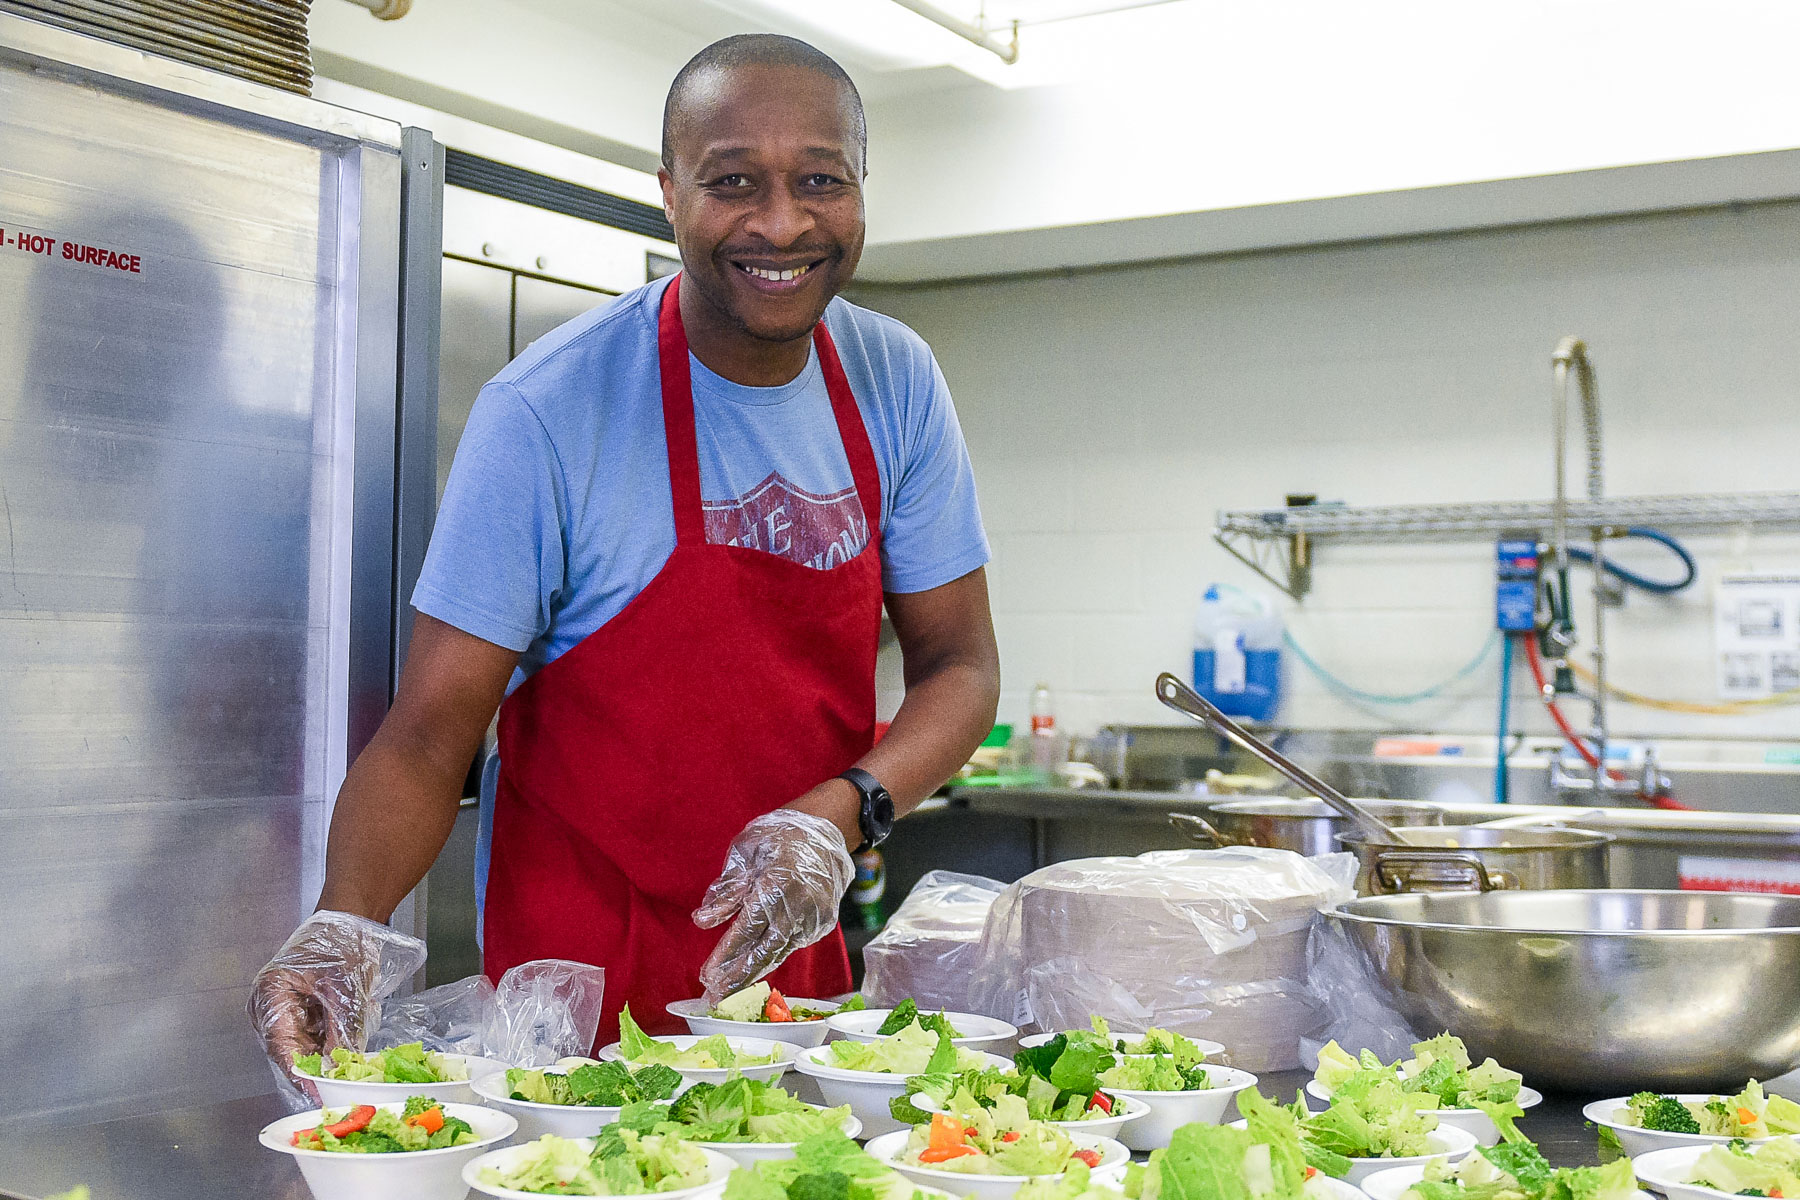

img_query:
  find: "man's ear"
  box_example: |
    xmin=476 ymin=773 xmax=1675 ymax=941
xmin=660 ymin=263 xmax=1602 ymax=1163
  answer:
xmin=658 ymin=167 xmax=676 ymax=226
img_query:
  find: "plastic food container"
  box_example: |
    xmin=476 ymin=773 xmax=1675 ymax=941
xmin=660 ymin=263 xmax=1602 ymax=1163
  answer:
xmin=299 ymin=1054 xmax=508 ymax=1110
xmin=862 ymin=1128 xmax=1129 ymax=1200
xmin=1631 ymin=1145 xmax=1756 ymax=1200
xmin=596 ymin=1034 xmax=798 ymax=1088
xmin=259 ymin=1100 xmax=516 ymax=1200
xmin=471 ymin=1069 xmax=643 ymax=1142
xmin=1229 ymin=1119 xmax=1478 ymax=1185
xmin=462 ymin=1138 xmax=737 ymax=1200
xmin=1018 ymin=1031 xmax=1226 ymax=1059
xmin=825 ymin=1008 xmax=1018 ymax=1055
xmin=791 ymin=1045 xmax=1013 ymax=1138
xmin=666 ymin=997 xmax=836 ymax=1047
xmin=1305 ymin=1079 xmax=1544 ymax=1147
xmin=1105 ymin=1065 xmax=1259 ymax=1152
xmin=695 ymin=1110 xmax=865 ymax=1166
xmin=1580 ymin=1096 xmax=1794 ymax=1157
xmin=907 ymin=1090 xmax=1150 ymax=1141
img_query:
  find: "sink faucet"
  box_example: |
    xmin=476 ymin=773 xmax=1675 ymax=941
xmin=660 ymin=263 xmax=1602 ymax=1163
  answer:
xmin=1548 ymin=337 xmax=1612 ymax=799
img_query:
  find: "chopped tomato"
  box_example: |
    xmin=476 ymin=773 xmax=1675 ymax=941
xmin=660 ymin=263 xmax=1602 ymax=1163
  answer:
xmin=1305 ymin=1168 xmax=1319 ymax=1180
xmin=1768 ymin=1190 xmax=1781 ymax=1198
xmin=294 ymin=1104 xmax=375 ymax=1145
xmin=764 ymin=989 xmax=795 ymax=1023
xmin=1089 ymin=1091 xmax=1113 ymax=1115
xmin=926 ymin=1113 xmax=967 ymax=1155
xmin=1001 ymin=1131 xmax=1023 ymax=1143
xmin=404 ymin=1105 xmax=445 ymax=1134
xmin=1739 ymin=1107 xmax=1758 ymax=1127
xmin=919 ymin=1145 xmax=980 ymax=1163
xmin=1072 ymin=1150 xmax=1102 ymax=1168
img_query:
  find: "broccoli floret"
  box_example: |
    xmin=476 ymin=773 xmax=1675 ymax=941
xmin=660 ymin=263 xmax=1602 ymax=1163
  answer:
xmin=1632 ymin=1093 xmax=1701 ymax=1134
xmin=1735 ymin=1190 xmax=1766 ymax=1197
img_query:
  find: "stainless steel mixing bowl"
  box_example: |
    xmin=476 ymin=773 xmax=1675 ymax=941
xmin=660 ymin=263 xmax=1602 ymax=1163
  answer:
xmin=1327 ymin=889 xmax=1800 ymax=1091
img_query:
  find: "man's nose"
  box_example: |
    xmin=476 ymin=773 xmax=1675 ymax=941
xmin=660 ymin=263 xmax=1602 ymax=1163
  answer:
xmin=745 ymin=185 xmax=816 ymax=248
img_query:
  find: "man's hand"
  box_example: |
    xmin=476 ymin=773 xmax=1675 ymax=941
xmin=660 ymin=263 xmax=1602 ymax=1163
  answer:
xmin=246 ymin=911 xmax=426 ymax=1100
xmin=692 ymin=809 xmax=855 ymax=1002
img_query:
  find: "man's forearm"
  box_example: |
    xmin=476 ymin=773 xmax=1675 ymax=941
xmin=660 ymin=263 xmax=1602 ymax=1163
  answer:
xmin=315 ymin=720 xmax=471 ymax=922
xmin=787 ymin=655 xmax=1000 ymax=848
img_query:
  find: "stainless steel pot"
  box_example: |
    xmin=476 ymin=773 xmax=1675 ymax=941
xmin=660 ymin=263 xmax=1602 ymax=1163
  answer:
xmin=1337 ymin=826 xmax=1612 ymax=893
xmin=1172 ymin=799 xmax=1446 ymax=857
xmin=1327 ymin=889 xmax=1800 ymax=1090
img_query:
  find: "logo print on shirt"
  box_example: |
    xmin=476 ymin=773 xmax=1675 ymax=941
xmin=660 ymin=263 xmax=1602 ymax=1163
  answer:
xmin=703 ymin=473 xmax=868 ymax=569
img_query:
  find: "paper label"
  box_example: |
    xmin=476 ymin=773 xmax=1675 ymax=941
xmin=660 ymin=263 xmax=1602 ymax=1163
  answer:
xmin=1679 ymin=856 xmax=1800 ymax=895
xmin=1714 ymin=573 xmax=1800 ymax=699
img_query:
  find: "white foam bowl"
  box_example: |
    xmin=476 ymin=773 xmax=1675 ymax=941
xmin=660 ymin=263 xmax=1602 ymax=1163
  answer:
xmin=907 ymin=1091 xmax=1150 ymax=1141
xmin=1312 ymin=1176 xmax=1376 ymax=1200
xmin=791 ymin=1045 xmax=1014 ymax=1138
xmin=1632 ymin=1144 xmax=1772 ymax=1200
xmin=1104 ymin=1064 xmax=1259 ymax=1152
xmin=863 ymin=1127 xmax=1129 ymax=1200
xmin=260 ymin=1100 xmax=517 ymax=1200
xmin=297 ymin=1054 xmax=508 ymax=1110
xmin=1582 ymin=1096 xmax=1791 ymax=1158
xmin=667 ymin=998 xmax=836 ymax=1048
xmin=1229 ymin=1120 xmax=1478 ymax=1186
xmin=696 ymin=1111 xmax=864 ymax=1166
xmin=1019 ymin=1032 xmax=1227 ymax=1060
xmin=826 ymin=1009 xmax=1019 ymax=1054
xmin=1306 ymin=1080 xmax=1544 ymax=1148
xmin=597 ymin=1034 xmax=798 ymax=1088
xmin=463 ymin=1137 xmax=736 ymax=1200
xmin=1359 ymin=1164 xmax=1428 ymax=1200
xmin=474 ymin=1069 xmax=656 ymax=1141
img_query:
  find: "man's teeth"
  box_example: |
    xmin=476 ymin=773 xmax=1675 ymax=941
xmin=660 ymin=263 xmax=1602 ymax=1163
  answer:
xmin=741 ymin=263 xmax=811 ymax=282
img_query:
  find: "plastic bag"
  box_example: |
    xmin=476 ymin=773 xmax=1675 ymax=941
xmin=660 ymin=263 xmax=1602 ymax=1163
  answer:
xmin=371 ymin=972 xmax=497 ymax=1056
xmin=1299 ymin=907 xmax=1417 ymax=1069
xmin=861 ymin=870 xmax=1006 ymax=1012
xmin=483 ymin=959 xmax=608 ymax=1066
xmin=966 ymin=847 xmax=1354 ymax=1071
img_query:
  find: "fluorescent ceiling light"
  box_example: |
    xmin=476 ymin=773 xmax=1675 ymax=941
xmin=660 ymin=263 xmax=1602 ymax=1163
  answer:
xmin=719 ymin=0 xmax=1024 ymax=79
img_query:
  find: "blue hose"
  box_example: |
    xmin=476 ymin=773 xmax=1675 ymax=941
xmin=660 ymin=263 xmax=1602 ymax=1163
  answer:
xmin=1283 ymin=629 xmax=1498 ymax=705
xmin=1495 ymin=634 xmax=1514 ymax=804
xmin=1565 ymin=527 xmax=1695 ymax=594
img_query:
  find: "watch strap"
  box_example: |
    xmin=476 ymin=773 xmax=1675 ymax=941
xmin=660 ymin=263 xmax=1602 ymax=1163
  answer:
xmin=839 ymin=766 xmax=894 ymax=853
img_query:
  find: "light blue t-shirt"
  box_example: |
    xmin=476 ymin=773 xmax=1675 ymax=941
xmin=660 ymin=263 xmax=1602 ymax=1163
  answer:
xmin=413 ymin=276 xmax=989 ymax=693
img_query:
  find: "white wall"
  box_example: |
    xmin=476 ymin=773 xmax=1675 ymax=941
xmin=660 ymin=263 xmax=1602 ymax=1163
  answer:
xmin=858 ymin=202 xmax=1800 ymax=742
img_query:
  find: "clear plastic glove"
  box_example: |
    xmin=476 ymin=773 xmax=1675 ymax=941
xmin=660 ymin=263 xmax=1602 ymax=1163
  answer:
xmin=693 ymin=808 xmax=855 ymax=1003
xmin=247 ymin=910 xmax=427 ymax=1102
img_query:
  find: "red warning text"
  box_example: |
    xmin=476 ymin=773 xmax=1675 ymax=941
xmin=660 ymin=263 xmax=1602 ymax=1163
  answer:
xmin=1 ymin=227 xmax=142 ymax=273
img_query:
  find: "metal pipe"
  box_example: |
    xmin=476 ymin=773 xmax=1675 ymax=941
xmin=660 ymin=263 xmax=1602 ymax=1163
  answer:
xmin=1550 ymin=336 xmax=1608 ymax=796
xmin=888 ymin=0 xmax=1021 ymax=63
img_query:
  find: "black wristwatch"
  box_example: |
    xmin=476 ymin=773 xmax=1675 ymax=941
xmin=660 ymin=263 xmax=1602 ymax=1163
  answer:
xmin=839 ymin=767 xmax=895 ymax=853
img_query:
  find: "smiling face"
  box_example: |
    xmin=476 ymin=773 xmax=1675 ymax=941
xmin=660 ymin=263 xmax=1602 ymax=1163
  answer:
xmin=659 ymin=62 xmax=866 ymax=352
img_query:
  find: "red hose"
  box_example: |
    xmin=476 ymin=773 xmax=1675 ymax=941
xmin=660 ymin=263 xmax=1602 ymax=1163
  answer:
xmin=1520 ymin=635 xmax=1690 ymax=810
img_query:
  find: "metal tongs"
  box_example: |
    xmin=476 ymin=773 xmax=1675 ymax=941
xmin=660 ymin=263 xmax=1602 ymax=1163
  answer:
xmin=1155 ymin=672 xmax=1404 ymax=843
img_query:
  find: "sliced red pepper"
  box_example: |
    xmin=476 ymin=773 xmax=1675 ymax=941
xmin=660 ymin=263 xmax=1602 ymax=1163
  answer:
xmin=1001 ymin=1131 xmax=1022 ymax=1143
xmin=919 ymin=1145 xmax=980 ymax=1163
xmin=1305 ymin=1167 xmax=1319 ymax=1181
xmin=1072 ymin=1150 xmax=1102 ymax=1168
xmin=764 ymin=989 xmax=795 ymax=1023
xmin=1089 ymin=1091 xmax=1113 ymax=1115
xmin=404 ymin=1105 xmax=445 ymax=1134
xmin=323 ymin=1105 xmax=375 ymax=1139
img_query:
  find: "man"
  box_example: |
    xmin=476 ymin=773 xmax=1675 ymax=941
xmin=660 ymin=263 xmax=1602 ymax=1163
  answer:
xmin=249 ymin=33 xmax=999 ymax=1078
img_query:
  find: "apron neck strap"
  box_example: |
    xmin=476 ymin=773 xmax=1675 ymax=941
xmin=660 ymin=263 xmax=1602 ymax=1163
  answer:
xmin=657 ymin=274 xmax=883 ymax=548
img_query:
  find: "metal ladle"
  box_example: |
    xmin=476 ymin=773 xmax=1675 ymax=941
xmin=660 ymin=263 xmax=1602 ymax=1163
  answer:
xmin=1155 ymin=672 xmax=1405 ymax=843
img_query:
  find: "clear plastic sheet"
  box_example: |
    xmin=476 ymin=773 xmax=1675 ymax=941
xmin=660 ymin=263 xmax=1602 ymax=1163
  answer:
xmin=965 ymin=848 xmax=1355 ymax=1071
xmin=371 ymin=972 xmax=497 ymax=1056
xmin=861 ymin=870 xmax=1006 ymax=1012
xmin=246 ymin=910 xmax=428 ymax=1105
xmin=482 ymin=958 xmax=609 ymax=1067
xmin=1299 ymin=909 xmax=1418 ymax=1069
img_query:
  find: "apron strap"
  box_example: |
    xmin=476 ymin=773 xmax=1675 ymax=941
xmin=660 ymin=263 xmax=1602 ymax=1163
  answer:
xmin=658 ymin=273 xmax=883 ymax=545
xmin=814 ymin=320 xmax=884 ymax=537
xmin=656 ymin=276 xmax=705 ymax=547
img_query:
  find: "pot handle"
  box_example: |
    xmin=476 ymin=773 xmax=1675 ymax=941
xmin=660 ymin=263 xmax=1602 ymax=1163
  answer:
xmin=1369 ymin=848 xmax=1517 ymax=893
xmin=1169 ymin=812 xmax=1224 ymax=847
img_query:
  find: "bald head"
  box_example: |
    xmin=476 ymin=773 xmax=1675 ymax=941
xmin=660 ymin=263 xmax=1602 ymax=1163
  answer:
xmin=661 ymin=34 xmax=866 ymax=175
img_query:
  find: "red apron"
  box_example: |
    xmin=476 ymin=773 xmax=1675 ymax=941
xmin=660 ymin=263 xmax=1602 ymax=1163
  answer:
xmin=483 ymin=276 xmax=875 ymax=1045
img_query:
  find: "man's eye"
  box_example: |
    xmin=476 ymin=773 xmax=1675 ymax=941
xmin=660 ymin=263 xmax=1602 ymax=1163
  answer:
xmin=709 ymin=174 xmax=751 ymax=188
xmin=804 ymin=174 xmax=842 ymax=187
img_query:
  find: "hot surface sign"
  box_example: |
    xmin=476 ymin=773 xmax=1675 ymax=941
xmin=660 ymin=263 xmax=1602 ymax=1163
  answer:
xmin=1 ymin=225 xmax=142 ymax=273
